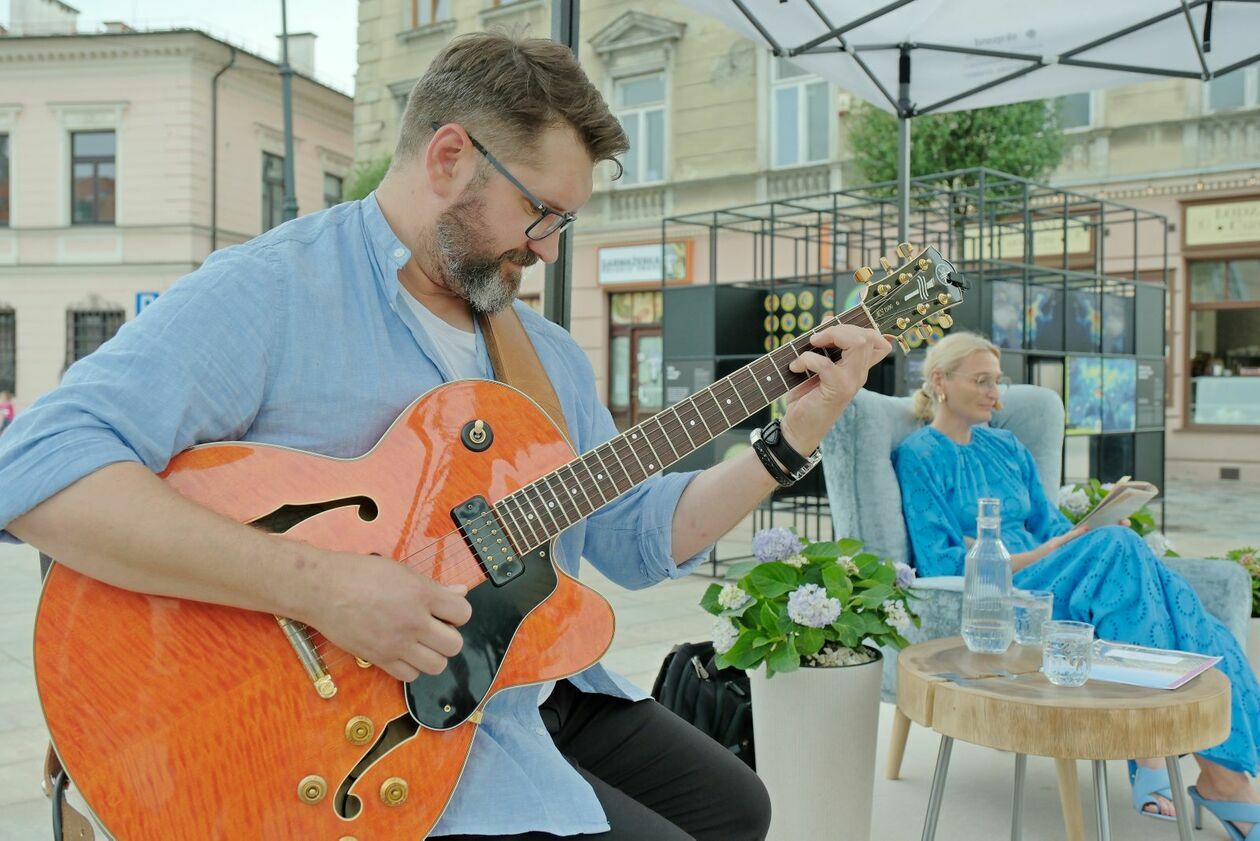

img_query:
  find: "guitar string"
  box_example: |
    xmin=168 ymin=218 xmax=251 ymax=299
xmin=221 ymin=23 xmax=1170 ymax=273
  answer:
xmin=304 ymin=307 xmax=877 ymax=667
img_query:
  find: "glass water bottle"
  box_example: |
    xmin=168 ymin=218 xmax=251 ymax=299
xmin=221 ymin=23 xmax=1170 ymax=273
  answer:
xmin=961 ymin=497 xmax=1014 ymax=653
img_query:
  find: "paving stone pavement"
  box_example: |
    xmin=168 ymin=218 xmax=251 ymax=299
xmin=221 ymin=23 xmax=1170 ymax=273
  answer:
xmin=0 ymin=475 xmax=1254 ymax=839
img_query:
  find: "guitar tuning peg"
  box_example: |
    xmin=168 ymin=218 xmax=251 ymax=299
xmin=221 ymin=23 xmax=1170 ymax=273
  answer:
xmin=895 ymin=242 xmax=914 ymax=259
xmin=897 ymin=336 xmax=911 ymax=354
xmin=854 ymin=266 xmax=874 ymax=284
xmin=938 ymin=314 xmax=955 ymax=329
xmin=879 ymin=256 xmax=893 ymax=273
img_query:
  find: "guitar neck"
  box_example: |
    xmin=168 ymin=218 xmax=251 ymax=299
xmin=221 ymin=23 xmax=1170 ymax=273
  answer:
xmin=492 ymin=302 xmax=876 ymax=554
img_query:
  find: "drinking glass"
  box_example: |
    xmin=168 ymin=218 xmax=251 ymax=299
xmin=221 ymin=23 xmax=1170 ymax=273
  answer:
xmin=1042 ymin=620 xmax=1094 ymax=687
xmin=1013 ymin=590 xmax=1054 ymax=645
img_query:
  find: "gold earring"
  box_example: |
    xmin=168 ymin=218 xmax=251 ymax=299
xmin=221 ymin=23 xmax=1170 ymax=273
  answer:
xmin=937 ymin=391 xmax=947 ymax=404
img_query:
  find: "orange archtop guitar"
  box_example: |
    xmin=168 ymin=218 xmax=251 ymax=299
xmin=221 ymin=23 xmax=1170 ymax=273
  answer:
xmin=33 ymin=245 xmax=963 ymax=839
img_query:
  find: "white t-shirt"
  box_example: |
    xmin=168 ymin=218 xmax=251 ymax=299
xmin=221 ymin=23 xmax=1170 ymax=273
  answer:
xmin=399 ymin=289 xmax=557 ymax=706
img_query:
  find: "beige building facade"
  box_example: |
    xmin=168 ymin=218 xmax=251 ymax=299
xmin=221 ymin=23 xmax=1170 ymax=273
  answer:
xmin=0 ymin=6 xmax=354 ymax=404
xmin=353 ymin=0 xmax=1260 ymax=482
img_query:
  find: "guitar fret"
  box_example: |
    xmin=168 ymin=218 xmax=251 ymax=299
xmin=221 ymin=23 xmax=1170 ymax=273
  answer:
xmin=657 ymin=410 xmax=692 ymax=457
xmin=619 ymin=431 xmax=650 ymax=477
xmin=611 ymin=435 xmax=647 ymax=484
xmin=691 ymin=395 xmax=715 ymax=437
xmin=544 ymin=472 xmax=581 ymax=524
xmin=711 ymin=379 xmax=745 ymax=423
xmin=593 ymin=445 xmax=629 ymax=496
xmin=749 ymin=361 xmax=773 ymax=404
xmin=630 ymin=426 xmax=663 ymax=474
xmin=600 ymin=442 xmax=634 ymax=492
xmin=652 ymin=415 xmax=680 ymax=461
xmin=586 ymin=449 xmax=619 ymax=501
xmin=574 ymin=456 xmax=607 ymax=510
xmin=525 ymin=482 xmax=562 ymax=534
xmin=706 ymin=389 xmax=732 ymax=427
xmin=509 ymin=491 xmax=542 ymax=545
xmin=491 ymin=506 xmax=526 ymax=556
xmin=563 ymin=464 xmax=596 ymax=517
xmin=671 ymin=405 xmax=699 ymax=449
xmin=498 ymin=497 xmax=533 ymax=551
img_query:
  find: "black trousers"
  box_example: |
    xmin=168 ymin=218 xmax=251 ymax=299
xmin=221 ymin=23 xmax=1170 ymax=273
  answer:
xmin=437 ymin=679 xmax=771 ymax=840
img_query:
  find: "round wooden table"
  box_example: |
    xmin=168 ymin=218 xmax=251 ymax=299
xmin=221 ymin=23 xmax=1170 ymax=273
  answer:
xmin=897 ymin=637 xmax=1231 ymax=841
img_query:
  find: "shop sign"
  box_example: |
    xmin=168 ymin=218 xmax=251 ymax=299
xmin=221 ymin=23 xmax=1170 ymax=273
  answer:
xmin=598 ymin=242 xmax=689 ymax=285
xmin=1186 ymin=200 xmax=1260 ymax=247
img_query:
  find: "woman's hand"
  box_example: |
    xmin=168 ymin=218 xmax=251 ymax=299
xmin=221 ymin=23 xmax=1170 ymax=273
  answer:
xmin=1010 ymin=525 xmax=1089 ymax=572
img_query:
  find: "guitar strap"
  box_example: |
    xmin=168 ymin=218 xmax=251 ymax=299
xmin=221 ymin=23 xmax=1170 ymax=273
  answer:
xmin=38 ymin=307 xmax=564 ymax=841
xmin=478 ymin=307 xmax=572 ymax=443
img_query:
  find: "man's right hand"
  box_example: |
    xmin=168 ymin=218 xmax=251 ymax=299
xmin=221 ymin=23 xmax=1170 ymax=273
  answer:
xmin=300 ymin=551 xmax=472 ymax=683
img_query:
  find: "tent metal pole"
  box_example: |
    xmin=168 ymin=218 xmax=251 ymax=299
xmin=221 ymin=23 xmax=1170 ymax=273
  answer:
xmin=898 ymin=45 xmax=911 ymax=242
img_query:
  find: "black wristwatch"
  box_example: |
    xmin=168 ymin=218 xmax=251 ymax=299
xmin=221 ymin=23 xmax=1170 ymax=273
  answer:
xmin=750 ymin=420 xmax=822 ymax=486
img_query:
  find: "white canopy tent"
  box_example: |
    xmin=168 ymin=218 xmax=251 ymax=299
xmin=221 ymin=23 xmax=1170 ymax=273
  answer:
xmin=676 ymin=0 xmax=1260 ymax=238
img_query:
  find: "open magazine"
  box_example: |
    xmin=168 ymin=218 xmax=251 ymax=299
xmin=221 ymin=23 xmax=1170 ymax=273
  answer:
xmin=1089 ymin=640 xmax=1221 ymax=690
xmin=1076 ymin=476 xmax=1159 ymax=530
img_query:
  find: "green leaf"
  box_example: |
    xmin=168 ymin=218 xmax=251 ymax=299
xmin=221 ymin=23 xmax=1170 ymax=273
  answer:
xmin=822 ymin=565 xmax=854 ymax=600
xmin=724 ymin=560 xmax=758 ymax=580
xmin=767 ymin=637 xmax=800 ymax=674
xmin=854 ymin=553 xmax=883 ymax=579
xmin=700 ymin=583 xmax=724 ymax=616
xmin=867 ymin=562 xmax=896 ymax=586
xmin=796 ymin=627 xmax=826 ymax=656
xmin=857 ymin=583 xmax=895 ymax=609
xmin=832 ymin=613 xmax=862 ymax=648
xmin=804 ymin=541 xmax=840 ymax=562
xmin=759 ymin=601 xmax=780 ymax=633
xmin=836 ymin=538 xmax=865 ymax=557
xmin=721 ymin=635 xmax=759 ymax=670
xmin=748 ymin=562 xmax=800 ymax=598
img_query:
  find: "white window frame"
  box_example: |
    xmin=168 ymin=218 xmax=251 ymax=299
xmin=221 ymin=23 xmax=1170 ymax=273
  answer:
xmin=50 ymin=102 xmax=127 ymax=227
xmin=612 ymin=70 xmax=669 ymax=188
xmin=1056 ymin=91 xmax=1098 ymax=133
xmin=770 ymin=59 xmax=832 ymax=170
xmin=1203 ymin=67 xmax=1260 ymax=114
xmin=405 ymin=0 xmax=450 ymax=29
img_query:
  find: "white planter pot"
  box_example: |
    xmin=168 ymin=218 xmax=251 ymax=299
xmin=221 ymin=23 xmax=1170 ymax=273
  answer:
xmin=748 ymin=647 xmax=884 ymax=841
xmin=1248 ymin=618 xmax=1260 ymax=678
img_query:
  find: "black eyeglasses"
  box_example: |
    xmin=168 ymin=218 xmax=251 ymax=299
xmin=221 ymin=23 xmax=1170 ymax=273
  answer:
xmin=431 ymin=121 xmax=576 ymax=241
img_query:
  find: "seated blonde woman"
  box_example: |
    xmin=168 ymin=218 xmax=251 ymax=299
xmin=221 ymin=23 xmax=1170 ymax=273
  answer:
xmin=892 ymin=332 xmax=1260 ymax=837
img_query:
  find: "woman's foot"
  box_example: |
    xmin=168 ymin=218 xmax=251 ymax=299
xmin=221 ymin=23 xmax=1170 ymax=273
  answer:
xmin=1195 ymin=763 xmax=1260 ymax=837
xmin=1135 ymin=758 xmax=1176 ymax=818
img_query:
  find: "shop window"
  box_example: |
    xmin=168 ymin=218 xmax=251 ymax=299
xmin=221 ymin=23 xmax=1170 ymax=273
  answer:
xmin=1188 ymin=259 xmax=1260 ymax=426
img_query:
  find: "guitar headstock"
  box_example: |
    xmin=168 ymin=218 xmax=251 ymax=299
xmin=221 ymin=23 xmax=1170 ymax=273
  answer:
xmin=854 ymin=243 xmax=966 ymax=353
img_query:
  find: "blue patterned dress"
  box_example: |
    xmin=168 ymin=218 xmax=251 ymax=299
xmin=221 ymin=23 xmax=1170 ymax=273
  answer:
xmin=893 ymin=425 xmax=1260 ymax=773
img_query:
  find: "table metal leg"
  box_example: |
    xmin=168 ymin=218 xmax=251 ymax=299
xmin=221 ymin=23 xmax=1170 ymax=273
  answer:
xmin=1092 ymin=760 xmax=1111 ymax=841
xmin=1165 ymin=756 xmax=1194 ymax=841
xmin=1011 ymin=753 xmax=1027 ymax=841
xmin=920 ymin=735 xmax=954 ymax=841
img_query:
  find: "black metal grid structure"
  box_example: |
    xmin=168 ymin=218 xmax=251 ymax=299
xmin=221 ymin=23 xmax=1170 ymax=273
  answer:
xmin=660 ymin=167 xmax=1170 ymax=576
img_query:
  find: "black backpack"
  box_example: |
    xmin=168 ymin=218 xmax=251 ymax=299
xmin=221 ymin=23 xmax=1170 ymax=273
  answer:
xmin=650 ymin=641 xmax=755 ymax=770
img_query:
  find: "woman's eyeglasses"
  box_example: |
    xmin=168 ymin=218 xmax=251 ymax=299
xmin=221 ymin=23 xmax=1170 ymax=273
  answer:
xmin=946 ymin=372 xmax=1013 ymax=393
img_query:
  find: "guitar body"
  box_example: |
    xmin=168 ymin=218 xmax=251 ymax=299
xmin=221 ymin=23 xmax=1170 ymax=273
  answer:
xmin=33 ymin=380 xmax=615 ymax=840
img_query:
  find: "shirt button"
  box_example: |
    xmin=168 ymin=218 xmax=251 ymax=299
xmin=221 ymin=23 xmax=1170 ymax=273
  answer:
xmin=535 ymin=727 xmax=547 ymax=737
xmin=393 ymin=247 xmax=405 ymax=259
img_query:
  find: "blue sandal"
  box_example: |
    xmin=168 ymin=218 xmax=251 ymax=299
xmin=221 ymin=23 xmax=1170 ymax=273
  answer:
xmin=1187 ymin=785 xmax=1260 ymax=840
xmin=1130 ymin=765 xmax=1175 ymax=821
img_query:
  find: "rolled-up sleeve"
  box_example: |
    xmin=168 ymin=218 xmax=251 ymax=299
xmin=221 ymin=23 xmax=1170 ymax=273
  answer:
xmin=0 ymin=250 xmax=283 ymax=539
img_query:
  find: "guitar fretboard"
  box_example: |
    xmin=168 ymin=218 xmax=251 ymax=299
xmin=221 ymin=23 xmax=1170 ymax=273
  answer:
xmin=492 ymin=302 xmax=875 ymax=554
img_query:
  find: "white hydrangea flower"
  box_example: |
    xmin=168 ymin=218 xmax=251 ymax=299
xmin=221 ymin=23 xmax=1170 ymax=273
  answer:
xmin=837 ymin=556 xmax=859 ymax=575
xmin=1101 ymin=482 xmax=1116 ymax=492
xmin=1145 ymin=531 xmax=1176 ymax=557
xmin=1060 ymin=489 xmax=1090 ymax=516
xmin=782 ymin=553 xmax=809 ymax=569
xmin=786 ymin=584 xmax=842 ymax=628
xmin=882 ymin=599 xmax=913 ymax=633
xmin=711 ymin=617 xmax=740 ymax=654
xmin=717 ymin=583 xmax=751 ymax=610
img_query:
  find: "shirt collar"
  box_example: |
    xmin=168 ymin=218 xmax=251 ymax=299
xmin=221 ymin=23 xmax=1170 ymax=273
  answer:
xmin=361 ymin=190 xmax=411 ymax=308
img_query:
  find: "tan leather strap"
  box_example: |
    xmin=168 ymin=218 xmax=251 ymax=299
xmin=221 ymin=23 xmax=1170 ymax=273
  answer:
xmin=43 ymin=743 xmax=95 ymax=841
xmin=478 ymin=308 xmax=571 ymax=443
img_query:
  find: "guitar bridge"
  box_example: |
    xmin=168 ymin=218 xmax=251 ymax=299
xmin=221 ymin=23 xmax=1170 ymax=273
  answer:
xmin=275 ymin=616 xmax=336 ymax=698
xmin=451 ymin=496 xmax=522 ymax=586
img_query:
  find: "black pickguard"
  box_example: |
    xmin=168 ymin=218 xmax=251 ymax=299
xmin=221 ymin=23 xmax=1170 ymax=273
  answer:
xmin=405 ymin=543 xmax=557 ymax=729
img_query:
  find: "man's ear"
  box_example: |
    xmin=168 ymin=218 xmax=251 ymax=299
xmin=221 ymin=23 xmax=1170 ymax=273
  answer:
xmin=425 ymin=124 xmax=471 ymax=200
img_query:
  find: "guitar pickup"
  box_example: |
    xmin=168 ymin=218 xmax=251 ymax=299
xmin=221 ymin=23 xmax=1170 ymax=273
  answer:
xmin=451 ymin=496 xmax=523 ymax=587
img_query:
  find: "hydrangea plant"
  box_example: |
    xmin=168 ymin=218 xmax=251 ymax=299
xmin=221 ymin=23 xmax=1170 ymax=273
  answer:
xmin=1212 ymin=547 xmax=1260 ymax=618
xmin=1057 ymin=480 xmax=1177 ymax=558
xmin=701 ymin=527 xmax=920 ymax=677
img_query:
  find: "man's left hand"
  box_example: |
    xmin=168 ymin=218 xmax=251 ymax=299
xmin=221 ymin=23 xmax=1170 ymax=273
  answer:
xmin=779 ymin=324 xmax=891 ymax=456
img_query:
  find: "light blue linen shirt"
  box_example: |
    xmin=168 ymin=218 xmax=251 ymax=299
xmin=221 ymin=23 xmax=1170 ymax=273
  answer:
xmin=0 ymin=193 xmax=709 ymax=836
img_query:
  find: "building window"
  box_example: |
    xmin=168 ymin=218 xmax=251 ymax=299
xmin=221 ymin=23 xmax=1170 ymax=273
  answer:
xmin=1206 ymin=68 xmax=1258 ymax=112
xmin=71 ymin=131 xmax=116 ymax=225
xmin=0 ymin=309 xmax=13 ymax=395
xmin=0 ymin=134 xmax=9 ymax=227
xmin=614 ymin=73 xmax=666 ymax=186
xmin=67 ymin=309 xmax=125 ymax=366
xmin=262 ymin=153 xmax=285 ymax=231
xmin=772 ymin=58 xmax=830 ymax=168
xmin=1056 ymin=92 xmax=1094 ymax=130
xmin=1188 ymin=259 xmax=1260 ymax=426
xmin=324 ymin=173 xmax=344 ymax=208
xmin=410 ymin=0 xmax=450 ymax=27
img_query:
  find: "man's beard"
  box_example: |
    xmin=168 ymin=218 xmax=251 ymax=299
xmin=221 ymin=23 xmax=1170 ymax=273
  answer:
xmin=432 ymin=189 xmax=538 ymax=314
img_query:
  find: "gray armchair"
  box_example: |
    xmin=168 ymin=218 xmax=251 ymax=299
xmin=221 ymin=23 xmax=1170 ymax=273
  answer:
xmin=821 ymin=384 xmax=1250 ymax=779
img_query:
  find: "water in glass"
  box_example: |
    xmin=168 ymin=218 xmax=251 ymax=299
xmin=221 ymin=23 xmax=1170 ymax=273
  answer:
xmin=961 ymin=498 xmax=1013 ymax=653
xmin=1013 ymin=590 xmax=1054 ymax=645
xmin=1042 ymin=621 xmax=1094 ymax=687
